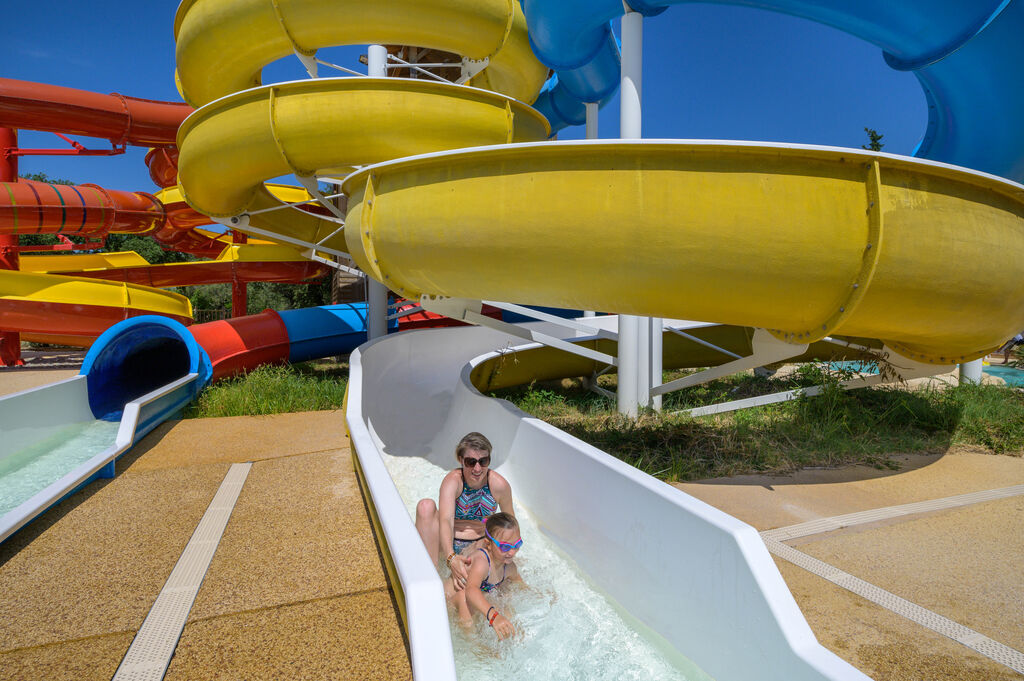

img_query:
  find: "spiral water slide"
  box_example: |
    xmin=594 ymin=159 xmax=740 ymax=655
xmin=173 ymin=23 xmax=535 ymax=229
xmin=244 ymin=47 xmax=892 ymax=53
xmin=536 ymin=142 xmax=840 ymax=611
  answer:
xmin=171 ymin=0 xmax=1024 ymax=679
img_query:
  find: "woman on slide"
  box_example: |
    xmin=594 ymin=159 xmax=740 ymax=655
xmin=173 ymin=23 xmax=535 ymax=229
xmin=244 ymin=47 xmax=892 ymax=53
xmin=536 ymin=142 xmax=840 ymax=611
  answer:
xmin=415 ymin=432 xmax=515 ymax=589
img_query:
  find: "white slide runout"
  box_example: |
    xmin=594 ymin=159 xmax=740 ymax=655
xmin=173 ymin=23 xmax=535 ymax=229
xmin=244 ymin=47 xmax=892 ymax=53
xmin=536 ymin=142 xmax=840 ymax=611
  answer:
xmin=346 ymin=321 xmax=872 ymax=681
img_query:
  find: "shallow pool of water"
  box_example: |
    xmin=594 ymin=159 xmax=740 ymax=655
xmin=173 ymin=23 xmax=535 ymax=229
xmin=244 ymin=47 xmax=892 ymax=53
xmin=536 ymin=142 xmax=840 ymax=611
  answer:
xmin=982 ymin=364 xmax=1024 ymax=386
xmin=382 ymin=452 xmax=714 ymax=681
xmin=0 ymin=420 xmax=120 ymax=517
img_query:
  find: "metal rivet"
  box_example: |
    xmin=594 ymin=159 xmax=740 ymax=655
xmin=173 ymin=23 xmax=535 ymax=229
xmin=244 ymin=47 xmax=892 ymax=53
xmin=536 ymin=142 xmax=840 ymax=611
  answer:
xmin=865 ymin=243 xmax=872 ymax=249
xmin=839 ymin=307 xmax=845 ymax=312
xmin=853 ymin=283 xmax=859 ymax=289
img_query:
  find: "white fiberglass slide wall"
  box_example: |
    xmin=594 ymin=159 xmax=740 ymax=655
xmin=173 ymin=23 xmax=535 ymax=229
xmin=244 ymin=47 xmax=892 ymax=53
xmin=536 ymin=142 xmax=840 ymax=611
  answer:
xmin=347 ymin=323 xmax=870 ymax=681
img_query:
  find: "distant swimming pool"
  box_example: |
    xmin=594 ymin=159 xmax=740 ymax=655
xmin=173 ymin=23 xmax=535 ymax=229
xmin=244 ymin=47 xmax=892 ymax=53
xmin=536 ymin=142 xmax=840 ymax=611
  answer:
xmin=827 ymin=361 xmax=878 ymax=374
xmin=982 ymin=364 xmax=1024 ymax=386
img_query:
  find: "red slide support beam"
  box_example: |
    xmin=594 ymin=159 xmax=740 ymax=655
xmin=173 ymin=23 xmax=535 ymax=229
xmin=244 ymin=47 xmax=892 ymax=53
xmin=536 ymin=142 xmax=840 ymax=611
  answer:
xmin=0 ymin=127 xmax=22 ymax=365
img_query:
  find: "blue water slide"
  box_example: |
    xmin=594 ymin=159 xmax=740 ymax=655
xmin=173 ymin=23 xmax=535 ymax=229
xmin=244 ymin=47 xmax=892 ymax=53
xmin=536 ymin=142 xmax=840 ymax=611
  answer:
xmin=81 ymin=316 xmax=213 ymax=428
xmin=522 ymin=0 xmax=1024 ymax=182
xmin=278 ymin=303 xmax=397 ymax=364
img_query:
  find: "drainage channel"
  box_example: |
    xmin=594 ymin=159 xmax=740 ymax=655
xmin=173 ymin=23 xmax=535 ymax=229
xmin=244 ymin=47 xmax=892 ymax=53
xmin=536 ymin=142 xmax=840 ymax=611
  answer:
xmin=112 ymin=463 xmax=251 ymax=681
xmin=762 ymin=485 xmax=1024 ymax=675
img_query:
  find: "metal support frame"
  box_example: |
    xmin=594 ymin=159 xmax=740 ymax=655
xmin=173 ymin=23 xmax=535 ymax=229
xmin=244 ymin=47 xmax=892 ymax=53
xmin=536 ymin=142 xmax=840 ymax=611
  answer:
xmin=677 ymin=348 xmax=953 ymax=418
xmin=420 ymin=296 xmax=618 ymax=367
xmin=654 ymin=329 xmax=808 ymax=396
xmin=212 ymin=215 xmax=364 ymax=277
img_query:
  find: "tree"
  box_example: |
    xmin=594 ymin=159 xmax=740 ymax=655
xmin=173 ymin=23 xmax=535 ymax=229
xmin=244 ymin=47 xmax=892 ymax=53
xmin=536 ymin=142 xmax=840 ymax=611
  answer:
xmin=862 ymin=127 xmax=885 ymax=151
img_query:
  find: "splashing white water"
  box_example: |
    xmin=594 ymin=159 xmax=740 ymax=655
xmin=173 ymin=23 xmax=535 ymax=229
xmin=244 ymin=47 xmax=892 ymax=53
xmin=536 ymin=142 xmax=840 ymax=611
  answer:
xmin=381 ymin=452 xmax=714 ymax=681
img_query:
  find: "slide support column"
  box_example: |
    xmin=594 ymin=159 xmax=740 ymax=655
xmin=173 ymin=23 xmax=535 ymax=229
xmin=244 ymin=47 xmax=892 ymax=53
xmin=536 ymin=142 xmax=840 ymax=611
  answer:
xmin=366 ymin=45 xmax=390 ymax=341
xmin=0 ymin=127 xmax=23 ymax=367
xmin=583 ymin=103 xmax=599 ymax=319
xmin=618 ymin=7 xmax=659 ymax=414
xmin=959 ymin=359 xmax=983 ymax=385
xmin=231 ymin=231 xmax=248 ymax=317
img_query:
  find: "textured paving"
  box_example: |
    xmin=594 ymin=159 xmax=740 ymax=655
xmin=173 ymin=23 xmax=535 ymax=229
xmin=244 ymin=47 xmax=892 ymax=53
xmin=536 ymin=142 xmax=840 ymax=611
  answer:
xmin=677 ymin=450 xmax=1024 ymax=681
xmin=0 ymin=409 xmax=410 ymax=681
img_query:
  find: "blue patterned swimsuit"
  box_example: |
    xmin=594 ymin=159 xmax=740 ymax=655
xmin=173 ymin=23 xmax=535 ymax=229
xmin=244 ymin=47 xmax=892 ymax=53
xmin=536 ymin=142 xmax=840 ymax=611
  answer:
xmin=452 ymin=470 xmax=497 ymax=553
xmin=477 ymin=548 xmax=506 ymax=592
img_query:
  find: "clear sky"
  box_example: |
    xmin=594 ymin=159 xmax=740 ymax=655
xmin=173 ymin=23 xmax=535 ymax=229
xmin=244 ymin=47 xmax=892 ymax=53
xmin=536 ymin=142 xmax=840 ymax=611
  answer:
xmin=2 ymin=2 xmax=926 ymax=191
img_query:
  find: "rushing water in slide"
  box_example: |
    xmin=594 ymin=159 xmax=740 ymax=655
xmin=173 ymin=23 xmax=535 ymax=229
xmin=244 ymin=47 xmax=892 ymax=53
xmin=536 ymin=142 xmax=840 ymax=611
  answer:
xmin=382 ymin=452 xmax=715 ymax=681
xmin=0 ymin=420 xmax=120 ymax=517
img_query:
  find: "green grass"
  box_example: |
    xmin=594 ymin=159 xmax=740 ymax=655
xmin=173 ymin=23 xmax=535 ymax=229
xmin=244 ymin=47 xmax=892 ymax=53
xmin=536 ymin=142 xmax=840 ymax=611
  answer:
xmin=183 ymin=359 xmax=348 ymax=418
xmin=492 ymin=365 xmax=1024 ymax=482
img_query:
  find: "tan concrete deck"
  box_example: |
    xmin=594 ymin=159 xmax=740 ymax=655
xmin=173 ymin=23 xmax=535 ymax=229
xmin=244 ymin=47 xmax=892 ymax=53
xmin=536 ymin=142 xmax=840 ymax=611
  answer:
xmin=0 ymin=348 xmax=84 ymax=397
xmin=676 ymin=450 xmax=1024 ymax=681
xmin=4 ymin=364 xmax=1023 ymax=680
xmin=0 ymin=408 xmax=410 ymax=681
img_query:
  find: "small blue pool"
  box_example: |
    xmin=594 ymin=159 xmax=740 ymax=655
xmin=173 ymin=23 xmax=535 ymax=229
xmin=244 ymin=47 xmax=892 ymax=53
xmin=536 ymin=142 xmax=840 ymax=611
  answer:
xmin=982 ymin=364 xmax=1024 ymax=386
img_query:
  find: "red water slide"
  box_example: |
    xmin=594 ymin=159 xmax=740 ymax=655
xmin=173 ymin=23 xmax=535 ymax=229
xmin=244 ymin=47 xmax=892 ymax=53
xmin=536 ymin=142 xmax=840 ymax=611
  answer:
xmin=0 ymin=77 xmax=190 ymax=147
xmin=0 ymin=78 xmax=329 ymax=365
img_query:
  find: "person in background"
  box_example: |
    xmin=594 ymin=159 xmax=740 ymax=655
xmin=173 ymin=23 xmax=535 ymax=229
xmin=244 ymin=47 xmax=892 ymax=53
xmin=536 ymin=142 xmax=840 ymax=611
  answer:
xmin=1001 ymin=332 xmax=1024 ymax=364
xmin=415 ymin=432 xmax=515 ymax=590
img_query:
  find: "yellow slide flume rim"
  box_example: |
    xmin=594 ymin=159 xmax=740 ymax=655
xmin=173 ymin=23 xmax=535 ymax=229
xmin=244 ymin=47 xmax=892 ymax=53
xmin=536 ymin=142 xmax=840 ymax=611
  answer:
xmin=343 ymin=141 xmax=1024 ymax=364
xmin=0 ymin=270 xmax=193 ymax=318
xmin=174 ymin=0 xmax=548 ymax=106
xmin=176 ymin=78 xmax=549 ymax=245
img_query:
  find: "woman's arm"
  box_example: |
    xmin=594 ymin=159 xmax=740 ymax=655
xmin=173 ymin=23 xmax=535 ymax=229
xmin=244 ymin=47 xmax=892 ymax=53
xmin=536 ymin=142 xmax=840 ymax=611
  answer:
xmin=437 ymin=473 xmax=472 ymax=588
xmin=490 ymin=471 xmax=516 ymax=518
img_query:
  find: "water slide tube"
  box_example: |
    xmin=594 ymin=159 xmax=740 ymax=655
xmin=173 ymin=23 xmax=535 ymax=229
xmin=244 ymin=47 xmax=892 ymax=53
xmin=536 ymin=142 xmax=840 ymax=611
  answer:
xmin=0 ymin=301 xmax=383 ymax=544
xmin=0 ymin=178 xmax=332 ymax=346
xmin=170 ymin=0 xmax=1024 ymax=679
xmin=1 ymin=152 xmax=327 ymax=346
xmin=522 ymin=0 xmax=1024 ymax=184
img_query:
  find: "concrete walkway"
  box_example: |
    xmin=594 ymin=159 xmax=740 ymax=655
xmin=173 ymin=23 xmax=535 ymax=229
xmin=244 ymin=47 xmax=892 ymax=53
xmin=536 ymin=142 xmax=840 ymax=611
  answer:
xmin=676 ymin=450 xmax=1024 ymax=681
xmin=0 ymin=410 xmax=411 ymax=681
xmin=3 ymin=363 xmax=1022 ymax=680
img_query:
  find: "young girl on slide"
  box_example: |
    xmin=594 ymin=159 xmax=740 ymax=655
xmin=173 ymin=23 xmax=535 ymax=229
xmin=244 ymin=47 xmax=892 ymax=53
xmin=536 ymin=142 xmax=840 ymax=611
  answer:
xmin=444 ymin=512 xmax=524 ymax=640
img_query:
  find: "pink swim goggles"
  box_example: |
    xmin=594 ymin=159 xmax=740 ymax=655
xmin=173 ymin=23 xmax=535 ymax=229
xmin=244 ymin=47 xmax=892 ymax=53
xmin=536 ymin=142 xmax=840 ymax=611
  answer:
xmin=482 ymin=520 xmax=523 ymax=552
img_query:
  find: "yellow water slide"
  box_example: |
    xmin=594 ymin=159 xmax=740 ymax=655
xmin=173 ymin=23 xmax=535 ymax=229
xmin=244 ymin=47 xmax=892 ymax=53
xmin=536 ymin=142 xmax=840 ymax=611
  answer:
xmin=174 ymin=0 xmax=1024 ymax=369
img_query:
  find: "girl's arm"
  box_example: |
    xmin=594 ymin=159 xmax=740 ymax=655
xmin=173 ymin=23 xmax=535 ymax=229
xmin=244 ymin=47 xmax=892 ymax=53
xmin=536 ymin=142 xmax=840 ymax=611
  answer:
xmin=464 ymin=554 xmax=515 ymax=640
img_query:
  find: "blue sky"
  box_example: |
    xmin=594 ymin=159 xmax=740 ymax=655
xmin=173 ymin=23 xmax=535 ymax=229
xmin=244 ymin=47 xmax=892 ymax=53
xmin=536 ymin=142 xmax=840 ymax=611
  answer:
xmin=2 ymin=2 xmax=925 ymax=191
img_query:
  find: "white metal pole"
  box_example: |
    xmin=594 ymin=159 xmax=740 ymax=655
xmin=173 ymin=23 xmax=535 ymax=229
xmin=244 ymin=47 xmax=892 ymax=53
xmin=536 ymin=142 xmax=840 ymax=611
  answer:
xmin=959 ymin=359 xmax=983 ymax=385
xmin=366 ymin=45 xmax=390 ymax=340
xmin=583 ymin=102 xmax=599 ymax=319
xmin=617 ymin=8 xmax=644 ymax=415
xmin=617 ymin=315 xmax=640 ymax=416
xmin=586 ymin=102 xmax=599 ymax=138
xmin=650 ymin=317 xmax=662 ymax=410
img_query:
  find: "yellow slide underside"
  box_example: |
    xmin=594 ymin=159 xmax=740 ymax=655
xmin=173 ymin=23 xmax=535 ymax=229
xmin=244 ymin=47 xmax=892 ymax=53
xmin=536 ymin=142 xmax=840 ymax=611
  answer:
xmin=342 ymin=142 xmax=1024 ymax=364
